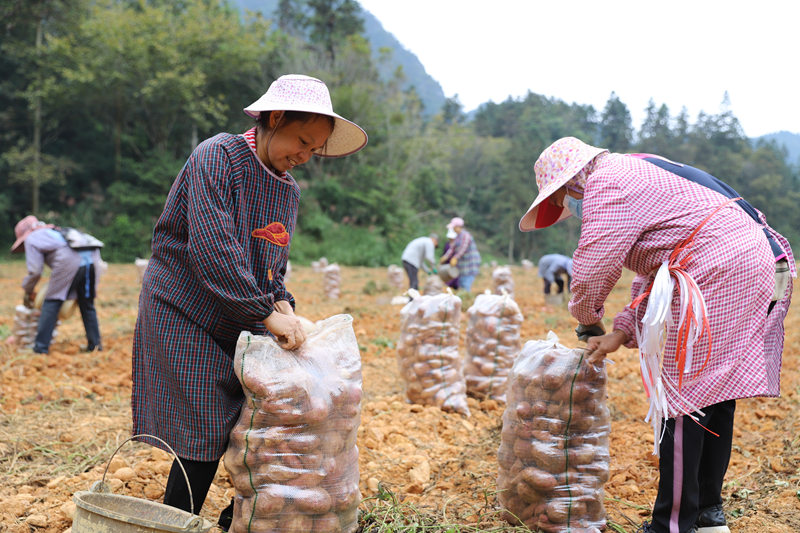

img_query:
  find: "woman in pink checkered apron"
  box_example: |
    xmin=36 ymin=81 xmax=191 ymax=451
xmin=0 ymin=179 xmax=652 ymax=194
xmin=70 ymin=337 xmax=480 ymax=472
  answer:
xmin=519 ymin=137 xmax=794 ymax=533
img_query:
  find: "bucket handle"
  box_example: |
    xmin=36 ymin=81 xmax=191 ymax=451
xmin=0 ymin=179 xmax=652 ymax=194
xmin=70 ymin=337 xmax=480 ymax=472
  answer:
xmin=96 ymin=434 xmax=202 ymax=524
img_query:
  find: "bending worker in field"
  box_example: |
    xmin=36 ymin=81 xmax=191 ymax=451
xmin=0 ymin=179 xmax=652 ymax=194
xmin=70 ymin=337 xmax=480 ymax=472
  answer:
xmin=537 ymin=253 xmax=573 ymax=301
xmin=439 ymin=216 xmax=481 ymax=292
xmin=519 ymin=137 xmax=794 ymax=533
xmin=11 ymin=215 xmax=103 ymax=354
xmin=400 ymin=233 xmax=438 ymax=290
xmin=131 ymin=75 xmax=367 ymax=530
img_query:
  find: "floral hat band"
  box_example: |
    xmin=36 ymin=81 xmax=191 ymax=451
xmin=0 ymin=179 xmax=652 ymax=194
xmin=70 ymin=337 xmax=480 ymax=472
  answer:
xmin=518 ymin=137 xmax=608 ymax=231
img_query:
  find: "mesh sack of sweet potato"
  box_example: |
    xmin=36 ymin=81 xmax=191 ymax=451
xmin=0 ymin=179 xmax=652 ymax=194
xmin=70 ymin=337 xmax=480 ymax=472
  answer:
xmin=323 ymin=263 xmax=341 ymax=299
xmin=463 ymin=292 xmax=523 ymax=403
xmin=497 ymin=332 xmax=610 ymax=533
xmin=491 ymin=266 xmax=515 ymax=297
xmin=224 ymin=315 xmax=362 ymax=533
xmin=311 ymin=257 xmax=328 ymax=273
xmin=387 ymin=264 xmax=405 ymax=291
xmin=10 ymin=305 xmax=61 ymax=347
xmin=12 ymin=305 xmax=41 ymax=348
xmin=396 ymin=292 xmax=470 ymax=416
xmin=422 ymin=273 xmax=445 ymax=295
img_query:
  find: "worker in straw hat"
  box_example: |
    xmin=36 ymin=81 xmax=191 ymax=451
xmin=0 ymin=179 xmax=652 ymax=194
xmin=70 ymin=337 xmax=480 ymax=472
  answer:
xmin=519 ymin=136 xmax=794 ymax=533
xmin=131 ymin=74 xmax=367 ymax=530
xmin=11 ymin=215 xmax=103 ymax=354
xmin=439 ymin=216 xmax=481 ymax=292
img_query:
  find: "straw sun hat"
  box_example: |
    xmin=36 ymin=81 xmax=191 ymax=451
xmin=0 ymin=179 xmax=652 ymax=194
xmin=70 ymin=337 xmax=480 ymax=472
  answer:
xmin=11 ymin=215 xmax=53 ymax=253
xmin=518 ymin=137 xmax=608 ymax=232
xmin=244 ymin=74 xmax=368 ymax=158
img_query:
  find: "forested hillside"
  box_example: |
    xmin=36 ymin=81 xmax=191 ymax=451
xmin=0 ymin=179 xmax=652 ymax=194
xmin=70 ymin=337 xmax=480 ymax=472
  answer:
xmin=2 ymin=0 xmax=798 ymax=265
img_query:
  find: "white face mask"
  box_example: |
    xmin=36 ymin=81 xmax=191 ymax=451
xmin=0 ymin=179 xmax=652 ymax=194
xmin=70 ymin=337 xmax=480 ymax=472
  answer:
xmin=566 ymin=195 xmax=583 ymax=221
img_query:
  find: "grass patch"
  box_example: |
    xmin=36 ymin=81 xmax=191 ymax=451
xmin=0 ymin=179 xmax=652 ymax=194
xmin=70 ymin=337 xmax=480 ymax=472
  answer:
xmin=358 ymin=484 xmax=534 ymax=532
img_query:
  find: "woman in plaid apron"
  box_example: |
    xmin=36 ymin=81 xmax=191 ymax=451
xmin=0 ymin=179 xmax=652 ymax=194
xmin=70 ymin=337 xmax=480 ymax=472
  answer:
xmin=132 ymin=75 xmax=367 ymax=529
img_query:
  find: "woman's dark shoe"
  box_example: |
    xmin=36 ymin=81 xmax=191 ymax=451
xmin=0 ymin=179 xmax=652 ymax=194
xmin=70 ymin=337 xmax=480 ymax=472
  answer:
xmin=637 ymin=521 xmax=698 ymax=533
xmin=696 ymin=504 xmax=730 ymax=533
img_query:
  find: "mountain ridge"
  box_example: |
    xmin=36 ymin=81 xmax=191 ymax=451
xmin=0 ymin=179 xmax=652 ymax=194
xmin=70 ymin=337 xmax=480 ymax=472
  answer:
xmin=231 ymin=0 xmax=446 ymax=115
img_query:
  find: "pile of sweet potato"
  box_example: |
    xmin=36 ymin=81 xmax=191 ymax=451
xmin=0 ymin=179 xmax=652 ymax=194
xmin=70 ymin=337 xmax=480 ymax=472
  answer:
xmin=397 ymin=292 xmax=470 ymax=416
xmin=463 ymin=293 xmax=523 ymax=402
xmin=224 ymin=316 xmax=362 ymax=532
xmin=497 ymin=333 xmax=610 ymax=533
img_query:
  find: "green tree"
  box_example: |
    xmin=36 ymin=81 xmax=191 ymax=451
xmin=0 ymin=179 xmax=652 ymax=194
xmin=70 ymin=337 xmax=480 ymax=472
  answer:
xmin=598 ymin=91 xmax=632 ymax=151
xmin=637 ymin=99 xmax=673 ymax=155
xmin=0 ymin=0 xmax=83 ymax=216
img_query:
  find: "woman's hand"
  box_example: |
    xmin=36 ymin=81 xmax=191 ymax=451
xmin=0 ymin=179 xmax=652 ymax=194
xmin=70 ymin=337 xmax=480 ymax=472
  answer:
xmin=273 ymin=300 xmax=295 ymax=316
xmin=263 ymin=309 xmax=305 ymax=350
xmin=23 ymin=291 xmax=36 ymax=308
xmin=584 ymin=329 xmax=628 ymax=364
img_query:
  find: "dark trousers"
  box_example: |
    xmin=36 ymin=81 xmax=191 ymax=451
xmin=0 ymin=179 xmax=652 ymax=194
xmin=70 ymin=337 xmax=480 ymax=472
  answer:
xmin=164 ymin=458 xmax=233 ymax=526
xmin=34 ymin=265 xmax=101 ymax=353
xmin=650 ymin=400 xmax=735 ymax=533
xmin=403 ymin=260 xmax=419 ymax=290
xmin=163 ymin=458 xmax=218 ymax=514
xmin=543 ymin=276 xmax=568 ymax=294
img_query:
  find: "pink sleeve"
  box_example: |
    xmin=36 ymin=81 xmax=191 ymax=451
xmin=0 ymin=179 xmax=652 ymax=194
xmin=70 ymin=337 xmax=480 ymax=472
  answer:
xmin=612 ymin=274 xmax=649 ymax=348
xmin=568 ymin=170 xmax=642 ymax=327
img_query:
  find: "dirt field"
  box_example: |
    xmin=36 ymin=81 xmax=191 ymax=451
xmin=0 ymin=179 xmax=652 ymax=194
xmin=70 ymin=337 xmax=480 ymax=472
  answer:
xmin=1 ymin=261 xmax=798 ymax=532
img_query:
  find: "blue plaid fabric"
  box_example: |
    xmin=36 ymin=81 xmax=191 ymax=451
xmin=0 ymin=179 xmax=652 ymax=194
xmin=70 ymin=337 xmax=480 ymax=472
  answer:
xmin=132 ymin=133 xmax=299 ymax=461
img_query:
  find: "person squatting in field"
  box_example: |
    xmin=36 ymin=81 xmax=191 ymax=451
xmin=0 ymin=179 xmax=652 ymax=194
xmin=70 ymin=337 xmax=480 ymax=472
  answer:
xmin=519 ymin=136 xmax=795 ymax=533
xmin=131 ymin=75 xmax=367 ymax=530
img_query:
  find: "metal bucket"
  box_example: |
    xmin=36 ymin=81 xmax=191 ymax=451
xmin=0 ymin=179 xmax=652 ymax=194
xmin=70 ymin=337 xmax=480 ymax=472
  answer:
xmin=72 ymin=435 xmax=213 ymax=533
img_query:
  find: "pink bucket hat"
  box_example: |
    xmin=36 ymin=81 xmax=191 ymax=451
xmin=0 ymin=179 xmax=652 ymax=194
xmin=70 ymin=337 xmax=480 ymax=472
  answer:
xmin=11 ymin=215 xmax=54 ymax=253
xmin=446 ymin=217 xmax=464 ymax=229
xmin=518 ymin=137 xmax=608 ymax=231
xmin=244 ymin=74 xmax=367 ymax=158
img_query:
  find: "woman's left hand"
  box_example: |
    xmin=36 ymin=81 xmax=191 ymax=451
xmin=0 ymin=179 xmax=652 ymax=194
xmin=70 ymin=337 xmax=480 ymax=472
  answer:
xmin=263 ymin=311 xmax=305 ymax=350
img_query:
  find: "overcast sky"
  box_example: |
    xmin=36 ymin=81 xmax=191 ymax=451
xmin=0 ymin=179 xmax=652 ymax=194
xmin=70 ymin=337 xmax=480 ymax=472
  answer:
xmin=357 ymin=0 xmax=799 ymax=138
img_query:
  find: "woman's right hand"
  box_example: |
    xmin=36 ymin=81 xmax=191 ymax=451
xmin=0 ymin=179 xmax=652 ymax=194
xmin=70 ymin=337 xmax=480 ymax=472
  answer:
xmin=263 ymin=310 xmax=306 ymax=350
xmin=584 ymin=330 xmax=627 ymax=364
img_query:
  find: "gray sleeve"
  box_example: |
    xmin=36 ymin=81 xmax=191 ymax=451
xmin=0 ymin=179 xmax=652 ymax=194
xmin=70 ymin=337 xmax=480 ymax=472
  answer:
xmin=423 ymin=240 xmax=436 ymax=269
xmin=22 ymin=245 xmax=45 ymax=294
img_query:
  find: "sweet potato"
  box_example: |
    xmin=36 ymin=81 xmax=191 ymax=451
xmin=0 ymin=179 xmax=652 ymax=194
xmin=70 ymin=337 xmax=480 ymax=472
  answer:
xmin=278 ymin=513 xmax=315 ymax=533
xmin=519 ymin=467 xmax=558 ymax=493
xmin=292 ymin=486 xmax=332 ymax=514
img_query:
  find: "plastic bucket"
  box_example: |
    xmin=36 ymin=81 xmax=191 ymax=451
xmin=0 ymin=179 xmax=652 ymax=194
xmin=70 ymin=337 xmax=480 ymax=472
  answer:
xmin=72 ymin=435 xmax=213 ymax=533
